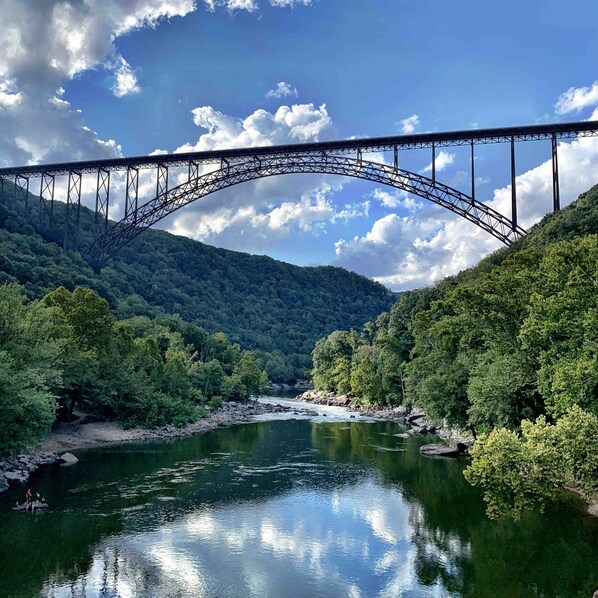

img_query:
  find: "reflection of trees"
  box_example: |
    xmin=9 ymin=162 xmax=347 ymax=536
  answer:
xmin=311 ymin=421 xmax=598 ymax=597
xmin=41 ymin=544 xmax=161 ymax=598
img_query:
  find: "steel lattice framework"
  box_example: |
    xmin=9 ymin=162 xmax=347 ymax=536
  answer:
xmin=0 ymin=119 xmax=597 ymax=267
xmin=89 ymin=155 xmax=525 ymax=266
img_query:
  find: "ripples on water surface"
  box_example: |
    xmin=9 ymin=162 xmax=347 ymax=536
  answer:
xmin=0 ymin=398 xmax=597 ymax=597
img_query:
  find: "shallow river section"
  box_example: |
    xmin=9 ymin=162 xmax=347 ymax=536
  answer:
xmin=0 ymin=398 xmax=597 ymax=597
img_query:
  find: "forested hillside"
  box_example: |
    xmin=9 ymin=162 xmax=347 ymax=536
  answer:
xmin=311 ymin=184 xmax=598 ymax=519
xmin=0 ymin=182 xmax=395 ymax=381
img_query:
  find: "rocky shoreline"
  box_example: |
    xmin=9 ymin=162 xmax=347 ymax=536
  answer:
xmin=0 ymin=400 xmax=302 ymax=494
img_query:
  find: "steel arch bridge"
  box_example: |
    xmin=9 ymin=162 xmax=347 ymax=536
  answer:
xmin=1 ymin=119 xmax=597 ymax=268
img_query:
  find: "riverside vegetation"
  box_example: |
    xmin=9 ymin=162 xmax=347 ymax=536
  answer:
xmin=0 ymin=283 xmax=270 ymax=456
xmin=310 ymin=184 xmax=598 ymax=519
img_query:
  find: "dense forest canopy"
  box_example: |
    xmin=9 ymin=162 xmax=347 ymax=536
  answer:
xmin=0 ymin=283 xmax=270 ymax=455
xmin=311 ymin=184 xmax=598 ymax=519
xmin=0 ymin=182 xmax=395 ymax=382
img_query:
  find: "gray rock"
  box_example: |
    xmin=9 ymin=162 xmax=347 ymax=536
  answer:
xmin=419 ymin=444 xmax=461 ymax=458
xmin=407 ymin=411 xmax=426 ymax=424
xmin=0 ymin=475 xmax=9 ymax=492
xmin=336 ymin=395 xmax=351 ymax=406
xmin=59 ymin=452 xmax=78 ymax=466
xmin=4 ymin=470 xmax=29 ymax=484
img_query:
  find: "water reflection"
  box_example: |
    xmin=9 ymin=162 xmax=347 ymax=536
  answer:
xmin=41 ymin=481 xmax=457 ymax=598
xmin=0 ymin=417 xmax=597 ymax=597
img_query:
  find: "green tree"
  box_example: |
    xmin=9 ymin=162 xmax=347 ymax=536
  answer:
xmin=464 ymin=406 xmax=598 ymax=520
xmin=520 ymin=236 xmax=598 ymax=417
xmin=0 ymin=285 xmax=63 ymax=453
xmin=232 ymin=351 xmax=269 ymax=398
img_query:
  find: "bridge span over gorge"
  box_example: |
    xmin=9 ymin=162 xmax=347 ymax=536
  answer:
xmin=1 ymin=120 xmax=597 ymax=268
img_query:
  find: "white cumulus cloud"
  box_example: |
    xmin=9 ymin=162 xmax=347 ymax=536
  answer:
xmin=163 ymin=102 xmax=364 ymax=253
xmin=421 ymin=150 xmax=455 ymax=174
xmin=400 ymin=114 xmax=419 ymax=134
xmin=371 ymin=188 xmax=422 ymax=212
xmin=204 ymin=0 xmax=311 ymax=11
xmin=0 ymin=0 xmax=196 ymax=167
xmin=112 ymin=57 xmax=141 ymax=98
xmin=269 ymin=0 xmax=312 ymax=6
xmin=266 ymin=81 xmax=298 ymax=99
xmin=178 ymin=103 xmax=332 ymax=152
xmin=555 ymin=81 xmax=598 ymax=115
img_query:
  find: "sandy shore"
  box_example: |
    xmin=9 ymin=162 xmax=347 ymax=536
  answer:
xmin=41 ymin=400 xmax=293 ymax=452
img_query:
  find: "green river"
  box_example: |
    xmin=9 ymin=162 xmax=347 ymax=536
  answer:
xmin=0 ymin=397 xmax=597 ymax=597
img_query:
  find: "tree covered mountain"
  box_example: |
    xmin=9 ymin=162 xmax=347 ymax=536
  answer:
xmin=0 ymin=181 xmax=395 ymax=381
xmin=310 ymin=184 xmax=598 ymax=519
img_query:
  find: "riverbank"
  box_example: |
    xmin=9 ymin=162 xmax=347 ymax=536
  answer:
xmin=296 ymin=389 xmax=473 ymax=447
xmin=0 ymin=399 xmax=304 ymax=494
xmin=297 ymin=390 xmax=598 ymax=518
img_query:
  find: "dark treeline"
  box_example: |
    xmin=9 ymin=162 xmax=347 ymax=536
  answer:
xmin=0 ymin=182 xmax=395 ymax=382
xmin=0 ymin=283 xmax=269 ymax=456
xmin=312 ymin=185 xmax=598 ymax=519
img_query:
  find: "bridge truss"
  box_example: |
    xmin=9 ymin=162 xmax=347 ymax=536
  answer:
xmin=0 ymin=120 xmax=597 ymax=267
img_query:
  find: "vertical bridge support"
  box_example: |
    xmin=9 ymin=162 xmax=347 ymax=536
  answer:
xmin=157 ymin=164 xmax=168 ymax=197
xmin=94 ymin=168 xmax=110 ymax=239
xmin=470 ymin=140 xmax=476 ymax=201
xmin=64 ymin=171 xmax=82 ymax=251
xmin=551 ymin=133 xmax=560 ymax=212
xmin=14 ymin=174 xmax=29 ymax=210
xmin=510 ymin=136 xmax=517 ymax=232
xmin=38 ymin=172 xmax=55 ymax=230
xmin=125 ymin=166 xmax=139 ymax=219
xmin=188 ymin=160 xmax=199 ymax=181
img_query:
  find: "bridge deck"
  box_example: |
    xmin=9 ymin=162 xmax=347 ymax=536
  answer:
xmin=1 ymin=120 xmax=597 ymax=178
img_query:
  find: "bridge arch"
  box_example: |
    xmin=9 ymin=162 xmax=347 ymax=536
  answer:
xmin=90 ymin=154 xmax=526 ymax=266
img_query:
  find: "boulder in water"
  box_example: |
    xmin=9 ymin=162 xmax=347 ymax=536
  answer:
xmin=419 ymin=444 xmax=462 ymax=458
xmin=59 ymin=452 xmax=78 ymax=466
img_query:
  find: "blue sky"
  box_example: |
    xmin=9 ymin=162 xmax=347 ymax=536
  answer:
xmin=1 ymin=0 xmax=598 ymax=289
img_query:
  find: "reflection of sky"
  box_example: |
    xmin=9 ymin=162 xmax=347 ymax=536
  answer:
xmin=42 ymin=479 xmax=466 ymax=597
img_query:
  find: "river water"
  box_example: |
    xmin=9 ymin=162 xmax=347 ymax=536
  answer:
xmin=0 ymin=397 xmax=597 ymax=597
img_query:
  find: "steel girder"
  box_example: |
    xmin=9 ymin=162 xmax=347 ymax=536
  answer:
xmin=89 ymin=154 xmax=526 ymax=267
xmin=1 ymin=120 xmax=597 ymax=179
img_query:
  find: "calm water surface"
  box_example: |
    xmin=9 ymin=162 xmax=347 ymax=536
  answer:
xmin=0 ymin=398 xmax=597 ymax=598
